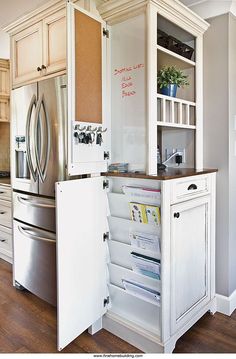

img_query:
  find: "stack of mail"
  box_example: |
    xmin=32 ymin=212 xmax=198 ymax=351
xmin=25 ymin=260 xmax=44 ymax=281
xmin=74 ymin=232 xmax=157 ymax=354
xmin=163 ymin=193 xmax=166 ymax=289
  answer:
xmin=130 ymin=252 xmax=161 ymax=280
xmin=129 ymin=231 xmax=160 ymax=253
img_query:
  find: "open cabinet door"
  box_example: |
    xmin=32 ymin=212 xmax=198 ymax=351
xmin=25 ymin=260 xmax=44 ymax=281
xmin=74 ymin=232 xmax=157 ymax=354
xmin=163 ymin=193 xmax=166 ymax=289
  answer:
xmin=56 ymin=177 xmax=109 ymax=350
xmin=67 ymin=1 xmax=110 ymax=176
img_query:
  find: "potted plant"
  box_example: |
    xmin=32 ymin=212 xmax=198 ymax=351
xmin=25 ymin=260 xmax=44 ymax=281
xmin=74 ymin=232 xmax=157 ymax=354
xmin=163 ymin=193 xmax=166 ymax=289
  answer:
xmin=157 ymin=65 xmax=189 ymax=97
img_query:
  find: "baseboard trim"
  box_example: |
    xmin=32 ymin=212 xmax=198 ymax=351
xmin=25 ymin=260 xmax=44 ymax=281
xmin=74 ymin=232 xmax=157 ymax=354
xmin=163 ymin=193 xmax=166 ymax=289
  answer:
xmin=216 ymin=290 xmax=236 ymax=316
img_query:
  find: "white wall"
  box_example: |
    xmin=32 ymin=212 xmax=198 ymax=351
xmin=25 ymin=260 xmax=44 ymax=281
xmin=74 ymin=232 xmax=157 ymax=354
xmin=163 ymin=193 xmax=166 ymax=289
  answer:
xmin=203 ymin=13 xmax=236 ymax=297
xmin=0 ymin=30 xmax=10 ymax=59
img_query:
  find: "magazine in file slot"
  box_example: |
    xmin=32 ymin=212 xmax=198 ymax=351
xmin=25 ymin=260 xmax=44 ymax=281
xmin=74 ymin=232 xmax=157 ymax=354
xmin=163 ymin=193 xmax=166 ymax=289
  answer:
xmin=129 ymin=202 xmax=161 ymax=226
xmin=122 ymin=279 xmax=160 ymax=306
xmin=129 ymin=231 xmax=160 ymax=254
xmin=131 ymin=252 xmax=161 ymax=280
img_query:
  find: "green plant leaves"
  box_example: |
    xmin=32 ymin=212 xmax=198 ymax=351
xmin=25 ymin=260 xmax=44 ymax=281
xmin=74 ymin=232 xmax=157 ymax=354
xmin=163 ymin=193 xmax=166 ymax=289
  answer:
xmin=157 ymin=66 xmax=189 ymax=89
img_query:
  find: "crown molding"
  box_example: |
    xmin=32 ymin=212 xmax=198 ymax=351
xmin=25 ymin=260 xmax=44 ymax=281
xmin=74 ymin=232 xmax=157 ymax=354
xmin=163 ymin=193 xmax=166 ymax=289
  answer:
xmin=2 ymin=0 xmax=70 ymax=35
xmin=98 ymin=0 xmax=209 ymax=34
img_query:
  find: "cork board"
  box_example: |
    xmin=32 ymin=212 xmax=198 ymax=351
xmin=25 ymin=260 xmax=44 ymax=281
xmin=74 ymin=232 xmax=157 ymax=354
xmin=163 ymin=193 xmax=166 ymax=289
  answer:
xmin=75 ymin=10 xmax=102 ymax=123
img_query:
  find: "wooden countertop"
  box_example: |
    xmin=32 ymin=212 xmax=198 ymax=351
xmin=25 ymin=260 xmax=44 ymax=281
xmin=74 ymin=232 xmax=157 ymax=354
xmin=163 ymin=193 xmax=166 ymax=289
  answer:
xmin=104 ymin=168 xmax=218 ymax=181
xmin=0 ymin=177 xmax=11 ymax=186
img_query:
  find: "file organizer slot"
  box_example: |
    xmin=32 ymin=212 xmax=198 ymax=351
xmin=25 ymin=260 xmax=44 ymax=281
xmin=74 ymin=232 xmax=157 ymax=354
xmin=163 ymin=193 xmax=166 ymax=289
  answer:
xmin=108 ymin=263 xmax=160 ymax=292
xmin=108 ymin=216 xmax=161 ymax=245
xmin=108 ymin=239 xmax=161 ymax=269
xmin=108 ymin=284 xmax=161 ymax=336
xmin=106 ymin=178 xmax=162 ymax=341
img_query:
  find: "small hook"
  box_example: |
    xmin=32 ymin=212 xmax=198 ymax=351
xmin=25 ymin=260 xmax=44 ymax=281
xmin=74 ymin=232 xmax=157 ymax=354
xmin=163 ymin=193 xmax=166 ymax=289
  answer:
xmin=75 ymin=125 xmax=86 ymax=132
xmin=97 ymin=126 xmax=107 ymax=133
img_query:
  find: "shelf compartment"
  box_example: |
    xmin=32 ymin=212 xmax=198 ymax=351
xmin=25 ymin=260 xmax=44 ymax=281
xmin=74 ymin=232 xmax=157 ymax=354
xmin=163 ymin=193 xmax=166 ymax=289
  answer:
xmin=157 ymin=44 xmax=195 ymax=69
xmin=108 ymin=262 xmax=161 ymax=292
xmin=108 ymin=239 xmax=161 ymax=270
xmin=157 ymin=94 xmax=196 ymax=128
xmin=108 ymin=216 xmax=160 ymax=245
xmin=108 ymin=192 xmax=161 ymax=221
xmin=108 ymin=284 xmax=161 ymax=336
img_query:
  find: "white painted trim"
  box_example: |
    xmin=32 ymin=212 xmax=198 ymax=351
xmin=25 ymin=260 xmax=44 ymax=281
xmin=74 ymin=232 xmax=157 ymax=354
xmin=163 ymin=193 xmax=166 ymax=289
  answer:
xmin=98 ymin=0 xmax=209 ymax=35
xmin=216 ymin=289 xmax=236 ymax=316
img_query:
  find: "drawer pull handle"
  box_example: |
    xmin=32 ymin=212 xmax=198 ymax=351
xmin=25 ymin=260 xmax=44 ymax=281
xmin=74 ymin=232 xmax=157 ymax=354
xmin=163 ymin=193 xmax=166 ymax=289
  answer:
xmin=37 ymin=66 xmax=42 ymax=72
xmin=174 ymin=212 xmax=180 ymax=218
xmin=188 ymin=184 xmax=197 ymax=191
xmin=0 ymin=211 xmax=6 ymax=215
xmin=0 ymin=192 xmax=5 ymax=194
xmin=0 ymin=239 xmax=6 ymax=242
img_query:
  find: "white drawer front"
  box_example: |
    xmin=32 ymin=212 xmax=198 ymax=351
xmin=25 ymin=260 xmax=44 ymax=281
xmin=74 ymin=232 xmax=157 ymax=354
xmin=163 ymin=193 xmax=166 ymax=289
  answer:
xmin=171 ymin=175 xmax=210 ymax=204
xmin=0 ymin=200 xmax=12 ymax=228
xmin=0 ymin=186 xmax=11 ymax=201
xmin=0 ymin=225 xmax=12 ymax=255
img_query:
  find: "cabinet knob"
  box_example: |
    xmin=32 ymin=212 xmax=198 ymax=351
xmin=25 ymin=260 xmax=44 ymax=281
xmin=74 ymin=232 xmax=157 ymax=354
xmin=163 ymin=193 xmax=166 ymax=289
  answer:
xmin=37 ymin=66 xmax=42 ymax=72
xmin=188 ymin=183 xmax=197 ymax=191
xmin=174 ymin=212 xmax=180 ymax=218
xmin=42 ymin=65 xmax=46 ymax=70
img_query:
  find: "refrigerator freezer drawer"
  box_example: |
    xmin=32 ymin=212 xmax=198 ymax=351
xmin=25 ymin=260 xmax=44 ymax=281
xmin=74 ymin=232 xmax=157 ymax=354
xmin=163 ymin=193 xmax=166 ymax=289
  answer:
xmin=13 ymin=219 xmax=57 ymax=306
xmin=13 ymin=192 xmax=55 ymax=232
xmin=0 ymin=200 xmax=12 ymax=228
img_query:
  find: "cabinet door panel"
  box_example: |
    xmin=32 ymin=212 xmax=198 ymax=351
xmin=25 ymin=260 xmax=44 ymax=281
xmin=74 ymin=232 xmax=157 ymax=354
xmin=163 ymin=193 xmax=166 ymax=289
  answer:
xmin=43 ymin=9 xmax=66 ymax=75
xmin=12 ymin=22 xmax=43 ymax=86
xmin=170 ymin=196 xmax=210 ymax=334
xmin=56 ymin=177 xmax=109 ymax=351
xmin=67 ymin=3 xmax=109 ymax=176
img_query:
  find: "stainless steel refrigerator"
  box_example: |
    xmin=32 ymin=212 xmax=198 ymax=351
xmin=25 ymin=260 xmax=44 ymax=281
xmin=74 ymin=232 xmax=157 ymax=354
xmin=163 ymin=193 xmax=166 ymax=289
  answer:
xmin=11 ymin=75 xmax=67 ymax=306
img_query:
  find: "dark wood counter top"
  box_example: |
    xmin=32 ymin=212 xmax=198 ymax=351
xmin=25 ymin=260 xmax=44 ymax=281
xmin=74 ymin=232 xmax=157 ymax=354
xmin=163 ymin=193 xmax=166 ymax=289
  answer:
xmin=104 ymin=168 xmax=218 ymax=181
xmin=0 ymin=177 xmax=11 ymax=186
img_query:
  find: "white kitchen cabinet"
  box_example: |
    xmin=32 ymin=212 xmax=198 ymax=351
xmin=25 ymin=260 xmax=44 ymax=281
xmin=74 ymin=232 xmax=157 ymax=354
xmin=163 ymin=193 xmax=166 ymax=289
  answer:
xmin=11 ymin=22 xmax=43 ymax=86
xmin=0 ymin=184 xmax=12 ymax=263
xmin=170 ymin=195 xmax=211 ymax=334
xmin=42 ymin=9 xmax=66 ymax=75
xmin=56 ymin=171 xmax=216 ymax=353
xmin=6 ymin=6 xmax=66 ymax=88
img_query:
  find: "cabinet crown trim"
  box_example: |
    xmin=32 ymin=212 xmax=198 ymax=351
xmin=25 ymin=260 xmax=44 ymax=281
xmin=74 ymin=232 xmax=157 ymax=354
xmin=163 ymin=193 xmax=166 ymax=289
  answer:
xmin=98 ymin=0 xmax=209 ymax=34
xmin=2 ymin=0 xmax=73 ymax=35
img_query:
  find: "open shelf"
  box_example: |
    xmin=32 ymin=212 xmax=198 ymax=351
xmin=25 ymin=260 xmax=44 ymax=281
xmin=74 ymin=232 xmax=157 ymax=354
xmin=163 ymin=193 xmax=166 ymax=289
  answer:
xmin=157 ymin=93 xmax=196 ymax=129
xmin=157 ymin=44 xmax=195 ymax=69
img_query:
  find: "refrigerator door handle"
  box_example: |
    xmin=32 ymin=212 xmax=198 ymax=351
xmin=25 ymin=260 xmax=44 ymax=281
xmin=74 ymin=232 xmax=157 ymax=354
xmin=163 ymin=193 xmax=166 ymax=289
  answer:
xmin=16 ymin=195 xmax=55 ymax=209
xmin=35 ymin=94 xmax=51 ymax=183
xmin=18 ymin=225 xmax=56 ymax=244
xmin=26 ymin=95 xmax=38 ymax=182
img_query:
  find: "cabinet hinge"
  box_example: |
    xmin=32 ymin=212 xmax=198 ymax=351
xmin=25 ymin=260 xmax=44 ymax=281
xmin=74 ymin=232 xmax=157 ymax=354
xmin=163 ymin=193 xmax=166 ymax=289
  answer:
xmin=103 ymin=180 xmax=109 ymax=189
xmin=103 ymin=28 xmax=109 ymax=38
xmin=104 ymin=296 xmax=110 ymax=307
xmin=104 ymin=151 xmax=110 ymax=160
xmin=103 ymin=232 xmax=109 ymax=242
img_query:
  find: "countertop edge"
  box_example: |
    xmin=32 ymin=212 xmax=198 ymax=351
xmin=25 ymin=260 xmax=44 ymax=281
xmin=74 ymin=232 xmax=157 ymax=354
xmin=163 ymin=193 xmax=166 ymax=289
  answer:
xmin=103 ymin=169 xmax=218 ymax=181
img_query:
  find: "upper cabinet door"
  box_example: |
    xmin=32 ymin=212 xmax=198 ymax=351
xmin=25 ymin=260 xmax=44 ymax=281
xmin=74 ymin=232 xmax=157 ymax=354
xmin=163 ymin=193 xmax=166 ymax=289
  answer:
xmin=12 ymin=22 xmax=43 ymax=86
xmin=43 ymin=9 xmax=66 ymax=75
xmin=67 ymin=2 xmax=110 ymax=176
xmin=56 ymin=177 xmax=109 ymax=351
